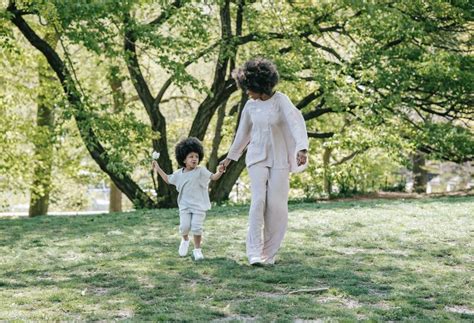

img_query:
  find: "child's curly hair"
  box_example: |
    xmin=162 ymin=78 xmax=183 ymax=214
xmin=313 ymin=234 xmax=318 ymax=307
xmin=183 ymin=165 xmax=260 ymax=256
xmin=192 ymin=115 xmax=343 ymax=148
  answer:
xmin=232 ymin=58 xmax=279 ymax=96
xmin=175 ymin=137 xmax=204 ymax=167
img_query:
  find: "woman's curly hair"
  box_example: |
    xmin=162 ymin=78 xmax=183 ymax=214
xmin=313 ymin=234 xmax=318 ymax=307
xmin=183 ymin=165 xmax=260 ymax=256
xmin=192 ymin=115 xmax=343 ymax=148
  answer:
xmin=175 ymin=137 xmax=204 ymax=168
xmin=232 ymin=58 xmax=279 ymax=96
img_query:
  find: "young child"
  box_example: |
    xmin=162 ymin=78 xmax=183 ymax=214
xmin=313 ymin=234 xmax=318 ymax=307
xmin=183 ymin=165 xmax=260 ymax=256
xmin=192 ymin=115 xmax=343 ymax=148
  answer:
xmin=152 ymin=137 xmax=225 ymax=261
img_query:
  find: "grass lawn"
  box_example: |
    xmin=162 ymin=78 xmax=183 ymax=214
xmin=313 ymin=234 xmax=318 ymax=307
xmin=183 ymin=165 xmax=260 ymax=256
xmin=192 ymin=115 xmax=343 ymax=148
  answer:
xmin=0 ymin=196 xmax=473 ymax=321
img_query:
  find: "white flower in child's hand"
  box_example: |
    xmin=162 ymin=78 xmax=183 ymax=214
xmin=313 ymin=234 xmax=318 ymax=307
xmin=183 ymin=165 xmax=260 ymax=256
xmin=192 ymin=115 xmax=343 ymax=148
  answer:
xmin=152 ymin=151 xmax=160 ymax=160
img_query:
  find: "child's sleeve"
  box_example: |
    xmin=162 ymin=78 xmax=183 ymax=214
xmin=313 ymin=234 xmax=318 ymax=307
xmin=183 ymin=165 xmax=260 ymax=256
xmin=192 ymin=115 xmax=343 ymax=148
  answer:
xmin=168 ymin=171 xmax=178 ymax=186
xmin=200 ymin=167 xmax=213 ymax=185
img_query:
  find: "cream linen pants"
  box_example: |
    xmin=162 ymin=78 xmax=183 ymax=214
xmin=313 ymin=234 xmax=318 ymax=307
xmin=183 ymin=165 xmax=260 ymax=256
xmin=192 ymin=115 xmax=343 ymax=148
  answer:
xmin=247 ymin=165 xmax=290 ymax=262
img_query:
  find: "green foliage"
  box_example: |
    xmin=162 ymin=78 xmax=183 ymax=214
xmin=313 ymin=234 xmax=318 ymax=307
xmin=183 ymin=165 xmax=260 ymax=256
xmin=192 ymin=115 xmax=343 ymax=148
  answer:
xmin=0 ymin=29 xmax=37 ymax=202
xmin=416 ymin=122 xmax=474 ymax=162
xmin=292 ymin=147 xmax=406 ymax=199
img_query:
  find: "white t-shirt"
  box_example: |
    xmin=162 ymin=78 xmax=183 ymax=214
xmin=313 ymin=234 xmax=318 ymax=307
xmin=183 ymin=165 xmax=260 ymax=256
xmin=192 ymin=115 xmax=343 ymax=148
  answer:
xmin=168 ymin=166 xmax=213 ymax=211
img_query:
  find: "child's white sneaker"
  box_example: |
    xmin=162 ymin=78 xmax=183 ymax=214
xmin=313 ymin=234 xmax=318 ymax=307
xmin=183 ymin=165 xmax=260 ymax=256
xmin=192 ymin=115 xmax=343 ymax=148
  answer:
xmin=178 ymin=239 xmax=190 ymax=257
xmin=193 ymin=248 xmax=204 ymax=261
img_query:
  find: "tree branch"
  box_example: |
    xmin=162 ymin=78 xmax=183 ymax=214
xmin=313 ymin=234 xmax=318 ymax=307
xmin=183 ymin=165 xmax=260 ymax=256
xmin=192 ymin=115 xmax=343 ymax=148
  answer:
xmin=295 ymin=90 xmax=324 ymax=110
xmin=331 ymin=148 xmax=368 ymax=166
xmin=123 ymin=13 xmax=156 ymax=119
xmin=148 ymin=0 xmax=184 ymax=26
xmin=305 ymin=36 xmax=344 ymax=62
xmin=303 ymin=99 xmax=335 ymax=120
xmin=307 ymin=131 xmax=334 ymax=139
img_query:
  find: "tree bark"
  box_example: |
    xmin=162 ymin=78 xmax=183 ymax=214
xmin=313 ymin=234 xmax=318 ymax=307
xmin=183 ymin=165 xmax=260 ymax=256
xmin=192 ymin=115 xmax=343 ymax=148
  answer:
xmin=109 ymin=181 xmax=122 ymax=213
xmin=209 ymin=93 xmax=248 ymax=202
xmin=412 ymin=151 xmax=428 ymax=193
xmin=209 ymin=152 xmax=247 ymax=203
xmin=322 ymin=147 xmax=333 ymax=196
xmin=208 ymin=102 xmax=227 ymax=173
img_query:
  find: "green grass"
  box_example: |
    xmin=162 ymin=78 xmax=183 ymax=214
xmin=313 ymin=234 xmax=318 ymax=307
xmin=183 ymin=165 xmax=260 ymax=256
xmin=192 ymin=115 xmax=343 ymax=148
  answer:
xmin=0 ymin=196 xmax=473 ymax=321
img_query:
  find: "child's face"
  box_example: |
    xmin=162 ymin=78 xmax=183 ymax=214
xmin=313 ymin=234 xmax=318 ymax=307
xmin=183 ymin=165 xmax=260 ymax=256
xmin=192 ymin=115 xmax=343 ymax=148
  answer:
xmin=247 ymin=89 xmax=262 ymax=100
xmin=183 ymin=152 xmax=200 ymax=169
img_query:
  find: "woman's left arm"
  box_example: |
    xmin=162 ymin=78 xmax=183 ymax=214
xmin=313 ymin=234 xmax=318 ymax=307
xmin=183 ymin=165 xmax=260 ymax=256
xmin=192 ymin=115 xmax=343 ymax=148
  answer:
xmin=280 ymin=94 xmax=309 ymax=165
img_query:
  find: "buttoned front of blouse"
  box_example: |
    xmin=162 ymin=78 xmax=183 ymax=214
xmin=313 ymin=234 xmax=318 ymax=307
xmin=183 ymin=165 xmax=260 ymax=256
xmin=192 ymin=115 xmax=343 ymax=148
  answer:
xmin=227 ymin=91 xmax=309 ymax=172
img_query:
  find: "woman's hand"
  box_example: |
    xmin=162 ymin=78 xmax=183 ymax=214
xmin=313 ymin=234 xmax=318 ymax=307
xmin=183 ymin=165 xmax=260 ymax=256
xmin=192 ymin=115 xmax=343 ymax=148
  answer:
xmin=296 ymin=150 xmax=308 ymax=166
xmin=219 ymin=158 xmax=231 ymax=170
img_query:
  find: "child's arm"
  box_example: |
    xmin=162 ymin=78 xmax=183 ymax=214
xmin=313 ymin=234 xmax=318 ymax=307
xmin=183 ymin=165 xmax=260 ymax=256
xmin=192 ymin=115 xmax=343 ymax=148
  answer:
xmin=152 ymin=160 xmax=170 ymax=184
xmin=210 ymin=164 xmax=225 ymax=181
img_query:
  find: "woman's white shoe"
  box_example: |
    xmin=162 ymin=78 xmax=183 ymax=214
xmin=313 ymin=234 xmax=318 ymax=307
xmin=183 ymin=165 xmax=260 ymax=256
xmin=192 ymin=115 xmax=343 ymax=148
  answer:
xmin=249 ymin=257 xmax=263 ymax=266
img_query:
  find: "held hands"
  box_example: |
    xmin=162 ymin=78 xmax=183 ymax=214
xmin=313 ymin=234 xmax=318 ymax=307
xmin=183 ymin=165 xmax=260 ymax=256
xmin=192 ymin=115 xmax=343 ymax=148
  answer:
xmin=211 ymin=162 xmax=227 ymax=181
xmin=296 ymin=150 xmax=308 ymax=166
xmin=219 ymin=158 xmax=231 ymax=172
xmin=217 ymin=163 xmax=226 ymax=174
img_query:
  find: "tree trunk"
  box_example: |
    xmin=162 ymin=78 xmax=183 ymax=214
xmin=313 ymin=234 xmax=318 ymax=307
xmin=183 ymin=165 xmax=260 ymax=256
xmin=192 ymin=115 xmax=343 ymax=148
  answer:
xmin=322 ymin=147 xmax=333 ymax=196
xmin=209 ymin=152 xmax=247 ymax=203
xmin=208 ymin=102 xmax=227 ymax=173
xmin=29 ymin=32 xmax=59 ymax=217
xmin=107 ymin=66 xmax=125 ymax=212
xmin=412 ymin=151 xmax=428 ymax=193
xmin=188 ymin=1 xmax=236 ymax=141
xmin=109 ymin=181 xmax=122 ymax=213
xmin=29 ymin=100 xmax=54 ymax=217
xmin=123 ymin=13 xmax=177 ymax=208
xmin=209 ymin=93 xmax=248 ymax=202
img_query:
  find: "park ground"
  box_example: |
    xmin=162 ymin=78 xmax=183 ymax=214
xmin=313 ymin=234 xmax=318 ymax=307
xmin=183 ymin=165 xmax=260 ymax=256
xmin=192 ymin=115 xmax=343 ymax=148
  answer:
xmin=0 ymin=196 xmax=473 ymax=321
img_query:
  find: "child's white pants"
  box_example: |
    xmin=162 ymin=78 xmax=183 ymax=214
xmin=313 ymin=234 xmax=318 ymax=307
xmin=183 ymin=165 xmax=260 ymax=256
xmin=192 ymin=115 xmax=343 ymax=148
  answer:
xmin=179 ymin=209 xmax=206 ymax=235
xmin=247 ymin=165 xmax=290 ymax=262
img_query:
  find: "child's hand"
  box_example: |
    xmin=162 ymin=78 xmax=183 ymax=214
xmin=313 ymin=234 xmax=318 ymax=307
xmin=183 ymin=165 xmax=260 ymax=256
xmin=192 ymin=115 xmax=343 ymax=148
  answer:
xmin=152 ymin=160 xmax=159 ymax=172
xmin=217 ymin=163 xmax=226 ymax=173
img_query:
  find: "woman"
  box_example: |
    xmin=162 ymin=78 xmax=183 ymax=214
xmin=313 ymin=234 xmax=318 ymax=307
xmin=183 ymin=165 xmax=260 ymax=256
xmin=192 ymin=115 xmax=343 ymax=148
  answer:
xmin=222 ymin=58 xmax=309 ymax=265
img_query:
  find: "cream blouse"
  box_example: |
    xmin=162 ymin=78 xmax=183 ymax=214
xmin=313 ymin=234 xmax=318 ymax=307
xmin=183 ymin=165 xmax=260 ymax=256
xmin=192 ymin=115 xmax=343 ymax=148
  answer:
xmin=227 ymin=91 xmax=309 ymax=172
